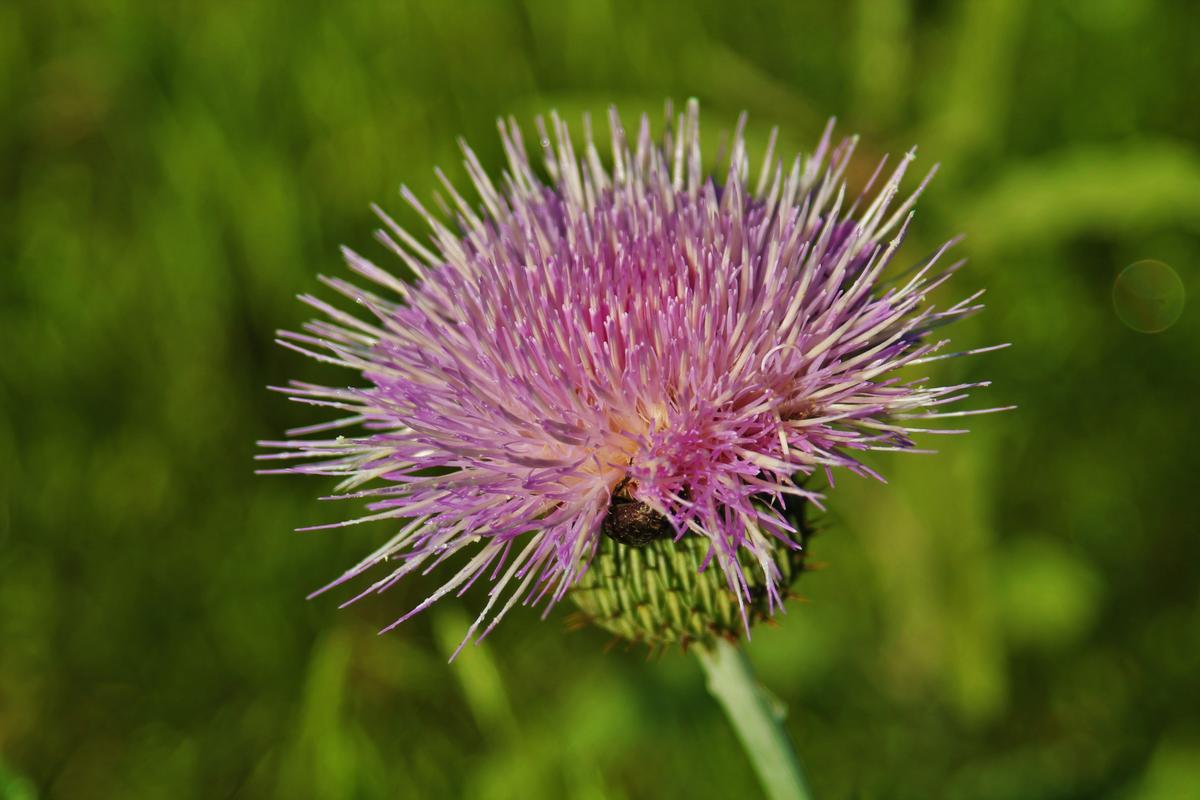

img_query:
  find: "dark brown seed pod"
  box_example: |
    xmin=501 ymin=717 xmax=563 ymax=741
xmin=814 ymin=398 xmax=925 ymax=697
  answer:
xmin=599 ymin=476 xmax=676 ymax=547
xmin=601 ymin=497 xmax=675 ymax=546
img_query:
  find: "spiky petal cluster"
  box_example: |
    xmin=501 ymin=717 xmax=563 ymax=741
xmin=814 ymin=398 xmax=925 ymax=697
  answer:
xmin=260 ymin=101 xmax=1003 ymax=652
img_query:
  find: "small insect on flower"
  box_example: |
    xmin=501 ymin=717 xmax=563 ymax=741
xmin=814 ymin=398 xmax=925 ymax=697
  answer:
xmin=259 ymin=100 xmax=1007 ymax=653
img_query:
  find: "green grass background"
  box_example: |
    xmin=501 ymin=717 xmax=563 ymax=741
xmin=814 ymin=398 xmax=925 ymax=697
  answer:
xmin=2 ymin=1 xmax=1199 ymax=798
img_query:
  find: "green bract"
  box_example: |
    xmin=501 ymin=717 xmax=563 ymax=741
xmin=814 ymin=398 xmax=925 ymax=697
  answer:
xmin=571 ymin=504 xmax=811 ymax=646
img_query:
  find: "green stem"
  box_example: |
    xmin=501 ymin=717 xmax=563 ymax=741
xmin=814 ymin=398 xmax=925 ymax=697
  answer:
xmin=696 ymin=638 xmax=813 ymax=800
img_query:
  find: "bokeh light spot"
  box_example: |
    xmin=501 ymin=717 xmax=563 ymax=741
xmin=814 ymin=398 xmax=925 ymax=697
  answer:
xmin=1112 ymin=260 xmax=1185 ymax=333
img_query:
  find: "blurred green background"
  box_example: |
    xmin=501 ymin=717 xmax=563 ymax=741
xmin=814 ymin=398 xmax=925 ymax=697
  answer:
xmin=2 ymin=1 xmax=1198 ymax=798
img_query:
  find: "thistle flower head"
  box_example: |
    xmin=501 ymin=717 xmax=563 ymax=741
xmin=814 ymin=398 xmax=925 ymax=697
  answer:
xmin=261 ymin=100 xmax=1003 ymax=652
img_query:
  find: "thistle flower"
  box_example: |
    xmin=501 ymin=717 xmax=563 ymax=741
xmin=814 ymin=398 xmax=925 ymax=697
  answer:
xmin=260 ymin=100 xmax=1004 ymax=652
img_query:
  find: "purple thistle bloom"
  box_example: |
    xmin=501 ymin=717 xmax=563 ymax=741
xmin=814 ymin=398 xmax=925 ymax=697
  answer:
xmin=260 ymin=100 xmax=1005 ymax=652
